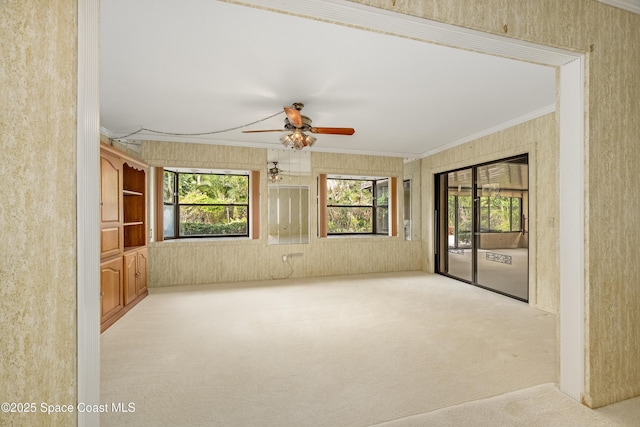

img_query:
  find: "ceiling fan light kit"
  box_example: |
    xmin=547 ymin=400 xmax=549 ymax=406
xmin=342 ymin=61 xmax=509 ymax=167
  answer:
xmin=243 ymin=102 xmax=355 ymax=150
xmin=280 ymin=130 xmax=316 ymax=150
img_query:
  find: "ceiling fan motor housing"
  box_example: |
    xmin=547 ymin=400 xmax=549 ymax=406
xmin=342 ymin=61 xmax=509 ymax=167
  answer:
xmin=285 ymin=115 xmax=312 ymax=131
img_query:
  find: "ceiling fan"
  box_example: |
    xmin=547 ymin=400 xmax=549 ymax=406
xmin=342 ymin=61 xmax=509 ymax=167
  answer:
xmin=268 ymin=161 xmax=284 ymax=183
xmin=243 ymin=102 xmax=355 ymax=150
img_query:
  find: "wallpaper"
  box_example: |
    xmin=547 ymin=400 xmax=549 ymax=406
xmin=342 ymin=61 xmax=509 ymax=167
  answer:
xmin=422 ymin=113 xmax=559 ymax=313
xmin=142 ymin=142 xmax=422 ymax=287
xmin=0 ymin=1 xmax=78 ymax=425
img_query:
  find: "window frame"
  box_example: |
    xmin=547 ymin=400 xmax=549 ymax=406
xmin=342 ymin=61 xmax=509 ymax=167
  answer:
xmin=163 ymin=168 xmax=251 ymax=239
xmin=325 ymin=176 xmax=390 ymax=236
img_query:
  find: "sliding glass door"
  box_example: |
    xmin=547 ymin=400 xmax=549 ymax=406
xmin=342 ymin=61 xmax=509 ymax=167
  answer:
xmin=436 ymin=155 xmax=529 ymax=301
xmin=436 ymin=168 xmax=473 ymax=282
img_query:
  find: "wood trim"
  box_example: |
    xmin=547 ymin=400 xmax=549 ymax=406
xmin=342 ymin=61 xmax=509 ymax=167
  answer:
xmin=154 ymin=167 xmax=164 ymax=242
xmin=78 ymin=1 xmax=101 ymax=421
xmin=390 ymin=176 xmax=398 ymax=237
xmin=558 ymin=56 xmax=586 ymax=402
xmin=318 ymin=174 xmax=328 ymax=238
xmin=100 ymin=142 xmax=147 ymax=171
xmin=250 ymin=170 xmax=260 ymax=239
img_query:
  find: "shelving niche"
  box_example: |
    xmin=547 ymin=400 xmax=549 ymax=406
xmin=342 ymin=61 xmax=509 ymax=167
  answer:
xmin=123 ymin=162 xmax=146 ymax=252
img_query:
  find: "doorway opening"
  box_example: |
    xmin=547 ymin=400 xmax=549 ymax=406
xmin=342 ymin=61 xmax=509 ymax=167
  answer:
xmin=435 ymin=154 xmax=529 ymax=301
xmin=79 ymin=1 xmax=585 ymax=417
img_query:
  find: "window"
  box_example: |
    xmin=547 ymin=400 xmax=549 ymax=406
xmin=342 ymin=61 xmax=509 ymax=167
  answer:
xmin=478 ymin=195 xmax=522 ymax=232
xmin=447 ymin=193 xmax=473 ymax=247
xmin=326 ymin=177 xmax=389 ymax=235
xmin=163 ymin=169 xmax=249 ymax=239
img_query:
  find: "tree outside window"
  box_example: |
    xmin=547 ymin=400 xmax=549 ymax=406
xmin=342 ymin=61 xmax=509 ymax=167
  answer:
xmin=479 ymin=195 xmax=522 ymax=232
xmin=163 ymin=170 xmax=249 ymax=238
xmin=326 ymin=178 xmax=389 ymax=235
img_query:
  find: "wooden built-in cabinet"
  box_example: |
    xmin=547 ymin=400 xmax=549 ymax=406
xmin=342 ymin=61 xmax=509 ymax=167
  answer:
xmin=100 ymin=152 xmax=123 ymax=259
xmin=100 ymin=143 xmax=149 ymax=332
xmin=124 ymin=248 xmax=147 ymax=305
xmin=100 ymin=256 xmax=124 ymax=324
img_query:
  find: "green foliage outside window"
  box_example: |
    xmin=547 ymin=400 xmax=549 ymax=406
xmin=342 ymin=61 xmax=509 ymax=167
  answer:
xmin=327 ymin=178 xmax=388 ymax=234
xmin=479 ymin=196 xmax=521 ymax=232
xmin=164 ymin=171 xmax=249 ymax=238
xmin=448 ymin=194 xmax=521 ymax=243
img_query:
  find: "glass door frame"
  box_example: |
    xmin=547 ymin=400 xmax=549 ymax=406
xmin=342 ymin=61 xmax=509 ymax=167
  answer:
xmin=434 ymin=154 xmax=529 ymax=302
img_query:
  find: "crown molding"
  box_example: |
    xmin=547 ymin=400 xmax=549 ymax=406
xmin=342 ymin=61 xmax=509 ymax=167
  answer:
xmin=419 ymin=103 xmax=556 ymax=158
xmin=100 ymin=126 xmax=117 ymax=139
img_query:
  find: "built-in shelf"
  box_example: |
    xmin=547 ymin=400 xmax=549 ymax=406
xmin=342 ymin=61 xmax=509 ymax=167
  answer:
xmin=123 ymin=245 xmax=145 ymax=254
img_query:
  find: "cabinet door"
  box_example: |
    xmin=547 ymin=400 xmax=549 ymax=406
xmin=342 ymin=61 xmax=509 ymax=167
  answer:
xmin=100 ymin=257 xmax=124 ymax=322
xmin=101 ymin=153 xmax=122 ymax=224
xmin=100 ymin=153 xmax=123 ymax=259
xmin=123 ymin=252 xmax=138 ymax=305
xmin=136 ymin=248 xmax=148 ymax=294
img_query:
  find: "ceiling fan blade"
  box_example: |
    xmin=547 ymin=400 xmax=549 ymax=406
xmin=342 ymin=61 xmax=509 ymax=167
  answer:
xmin=310 ymin=127 xmax=355 ymax=135
xmin=284 ymin=107 xmax=303 ymax=128
xmin=242 ymin=129 xmax=287 ymax=133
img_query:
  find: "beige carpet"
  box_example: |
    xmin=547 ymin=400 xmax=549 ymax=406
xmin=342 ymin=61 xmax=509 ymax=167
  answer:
xmin=376 ymin=383 xmax=621 ymax=427
xmin=101 ymin=272 xmax=561 ymax=426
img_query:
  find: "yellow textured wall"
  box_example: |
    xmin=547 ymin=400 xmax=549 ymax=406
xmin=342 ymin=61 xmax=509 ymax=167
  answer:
xmin=583 ymin=5 xmax=640 ymax=409
xmin=142 ymin=141 xmax=422 ymax=287
xmin=0 ymin=1 xmax=77 ymax=425
xmin=422 ymin=113 xmax=559 ymax=313
xmin=351 ymin=0 xmax=640 ymax=409
xmin=310 ymin=151 xmax=422 ymax=276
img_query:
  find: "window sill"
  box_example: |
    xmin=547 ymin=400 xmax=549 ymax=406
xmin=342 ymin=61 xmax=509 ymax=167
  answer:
xmin=321 ymin=234 xmax=394 ymax=242
xmin=150 ymin=236 xmax=258 ymax=247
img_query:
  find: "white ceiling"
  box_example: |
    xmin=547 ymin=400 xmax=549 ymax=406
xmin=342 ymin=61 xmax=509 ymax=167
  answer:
xmin=596 ymin=0 xmax=640 ymax=14
xmin=100 ymin=0 xmax=558 ymax=158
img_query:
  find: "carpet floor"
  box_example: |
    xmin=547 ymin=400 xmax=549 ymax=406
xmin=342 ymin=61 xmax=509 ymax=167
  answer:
xmin=100 ymin=272 xmax=634 ymax=426
xmin=375 ymin=383 xmax=621 ymax=427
